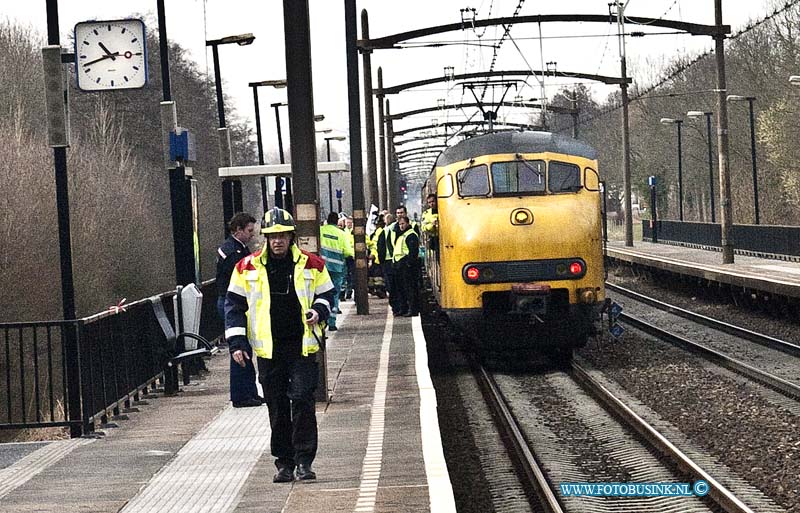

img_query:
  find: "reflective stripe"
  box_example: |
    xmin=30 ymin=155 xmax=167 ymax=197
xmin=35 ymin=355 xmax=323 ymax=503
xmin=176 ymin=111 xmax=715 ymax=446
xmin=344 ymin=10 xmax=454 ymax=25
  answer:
xmin=228 ymin=281 xmax=246 ymax=296
xmin=225 ymin=327 xmax=246 ymax=338
xmin=322 ymin=256 xmax=345 ymax=266
xmin=302 ymin=335 xmax=316 ymax=352
xmin=314 ymin=297 xmax=331 ymax=312
xmin=217 ymin=247 xmax=226 ymax=259
xmin=315 ymin=281 xmax=335 ymax=294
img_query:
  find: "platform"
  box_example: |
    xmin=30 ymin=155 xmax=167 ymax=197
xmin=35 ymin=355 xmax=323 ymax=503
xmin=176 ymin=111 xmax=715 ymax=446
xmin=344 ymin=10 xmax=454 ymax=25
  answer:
xmin=606 ymin=239 xmax=800 ymax=298
xmin=0 ymin=299 xmax=456 ymax=513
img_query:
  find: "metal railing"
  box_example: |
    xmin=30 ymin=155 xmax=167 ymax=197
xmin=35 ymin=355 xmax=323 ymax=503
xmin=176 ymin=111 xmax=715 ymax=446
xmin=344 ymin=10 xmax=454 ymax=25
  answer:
xmin=0 ymin=281 xmax=222 ymax=438
xmin=642 ymin=220 xmax=800 ymax=261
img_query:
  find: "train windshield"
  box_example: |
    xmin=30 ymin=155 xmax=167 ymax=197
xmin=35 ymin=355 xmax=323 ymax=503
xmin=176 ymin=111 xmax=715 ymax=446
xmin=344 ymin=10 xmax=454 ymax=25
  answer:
xmin=548 ymin=161 xmax=581 ymax=192
xmin=491 ymin=160 xmax=546 ymax=195
xmin=456 ymin=164 xmax=490 ymax=197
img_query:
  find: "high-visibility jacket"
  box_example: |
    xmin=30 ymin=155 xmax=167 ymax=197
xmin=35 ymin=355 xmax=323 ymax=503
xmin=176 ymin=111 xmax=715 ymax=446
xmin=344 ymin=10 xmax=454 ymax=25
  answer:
xmin=384 ymin=222 xmax=397 ymax=261
xmin=344 ymin=227 xmax=354 ymax=258
xmin=387 ymin=221 xmax=419 ymax=261
xmin=368 ymin=226 xmax=384 ymax=264
xmin=320 ymin=223 xmax=350 ymax=273
xmin=225 ymin=244 xmax=335 ymax=359
xmin=393 ymin=228 xmax=420 ymax=264
xmin=421 ymin=208 xmax=438 ymax=236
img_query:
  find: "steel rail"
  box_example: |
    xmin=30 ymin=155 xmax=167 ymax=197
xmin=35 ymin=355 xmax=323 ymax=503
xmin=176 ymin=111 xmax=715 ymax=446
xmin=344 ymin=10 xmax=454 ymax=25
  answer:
xmin=571 ymin=361 xmax=755 ymax=513
xmin=618 ymin=312 xmax=800 ymax=400
xmin=472 ymin=360 xmax=564 ymax=513
xmin=606 ymin=282 xmax=800 ymax=357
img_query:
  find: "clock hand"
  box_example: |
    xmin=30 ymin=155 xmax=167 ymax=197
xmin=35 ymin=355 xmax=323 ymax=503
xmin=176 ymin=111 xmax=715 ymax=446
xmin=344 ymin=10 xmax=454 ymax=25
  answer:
xmin=98 ymin=42 xmax=117 ymax=61
xmin=83 ymin=52 xmax=120 ymax=67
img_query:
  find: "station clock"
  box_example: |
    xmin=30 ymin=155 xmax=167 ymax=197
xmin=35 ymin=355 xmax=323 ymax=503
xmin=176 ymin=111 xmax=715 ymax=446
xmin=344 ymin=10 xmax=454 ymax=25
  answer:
xmin=74 ymin=19 xmax=148 ymax=91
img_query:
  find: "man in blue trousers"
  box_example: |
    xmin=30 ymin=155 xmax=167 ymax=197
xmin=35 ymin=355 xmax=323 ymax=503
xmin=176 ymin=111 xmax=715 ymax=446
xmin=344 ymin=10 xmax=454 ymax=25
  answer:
xmin=216 ymin=212 xmax=262 ymax=407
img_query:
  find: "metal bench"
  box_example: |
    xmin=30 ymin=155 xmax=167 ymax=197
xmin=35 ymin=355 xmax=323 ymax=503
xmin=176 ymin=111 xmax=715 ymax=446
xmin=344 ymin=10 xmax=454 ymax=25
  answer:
xmin=150 ymin=296 xmax=213 ymax=395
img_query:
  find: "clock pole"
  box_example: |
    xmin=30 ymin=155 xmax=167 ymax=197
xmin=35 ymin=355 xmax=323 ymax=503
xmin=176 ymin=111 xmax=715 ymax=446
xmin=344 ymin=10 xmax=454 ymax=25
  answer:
xmin=157 ymin=1 xmax=199 ymax=288
xmin=44 ymin=0 xmax=84 ymax=438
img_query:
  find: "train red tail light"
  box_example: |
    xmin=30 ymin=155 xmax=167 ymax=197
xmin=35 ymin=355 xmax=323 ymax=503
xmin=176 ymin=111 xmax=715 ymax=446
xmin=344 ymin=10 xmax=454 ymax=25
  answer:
xmin=569 ymin=261 xmax=584 ymax=275
xmin=465 ymin=266 xmax=481 ymax=281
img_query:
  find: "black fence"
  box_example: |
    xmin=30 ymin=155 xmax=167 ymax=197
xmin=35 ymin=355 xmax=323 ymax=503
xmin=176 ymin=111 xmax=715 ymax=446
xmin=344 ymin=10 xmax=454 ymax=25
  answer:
xmin=642 ymin=220 xmax=800 ymax=261
xmin=0 ymin=281 xmax=222 ymax=438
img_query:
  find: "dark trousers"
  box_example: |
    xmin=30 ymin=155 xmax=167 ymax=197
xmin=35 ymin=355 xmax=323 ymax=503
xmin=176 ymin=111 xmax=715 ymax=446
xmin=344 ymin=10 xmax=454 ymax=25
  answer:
xmin=218 ymin=297 xmax=259 ymax=403
xmin=384 ymin=265 xmax=398 ymax=313
xmin=258 ymin=353 xmax=319 ymax=469
xmin=343 ymin=257 xmax=355 ymax=298
xmin=394 ymin=260 xmax=420 ymax=315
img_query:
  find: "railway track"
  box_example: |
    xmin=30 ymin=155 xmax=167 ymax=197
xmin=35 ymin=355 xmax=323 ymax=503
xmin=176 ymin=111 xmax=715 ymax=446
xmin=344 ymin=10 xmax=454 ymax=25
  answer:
xmin=470 ymin=354 xmax=770 ymax=512
xmin=606 ymin=283 xmax=800 ymax=400
xmin=605 ymin=282 xmax=800 ymax=356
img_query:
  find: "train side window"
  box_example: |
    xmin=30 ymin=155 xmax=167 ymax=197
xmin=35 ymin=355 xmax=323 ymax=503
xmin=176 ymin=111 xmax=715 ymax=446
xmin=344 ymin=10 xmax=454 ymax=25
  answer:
xmin=456 ymin=164 xmax=490 ymax=197
xmin=437 ymin=173 xmax=454 ymax=198
xmin=548 ymin=161 xmax=581 ymax=192
xmin=583 ymin=167 xmax=601 ymax=192
xmin=491 ymin=160 xmax=545 ymax=195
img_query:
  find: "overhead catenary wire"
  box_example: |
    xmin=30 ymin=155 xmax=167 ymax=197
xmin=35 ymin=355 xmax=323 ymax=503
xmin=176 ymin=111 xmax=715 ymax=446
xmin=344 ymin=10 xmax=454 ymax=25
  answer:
xmin=574 ymin=0 xmax=800 ymax=129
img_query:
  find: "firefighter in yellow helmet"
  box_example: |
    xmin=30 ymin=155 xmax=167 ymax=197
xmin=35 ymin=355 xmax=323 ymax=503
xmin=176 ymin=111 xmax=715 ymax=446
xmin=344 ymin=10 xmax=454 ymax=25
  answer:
xmin=224 ymin=207 xmax=335 ymax=483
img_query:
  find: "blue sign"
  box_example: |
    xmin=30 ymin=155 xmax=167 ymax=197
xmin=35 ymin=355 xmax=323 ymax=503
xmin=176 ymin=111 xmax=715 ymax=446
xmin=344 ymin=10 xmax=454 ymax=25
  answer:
xmin=609 ymin=301 xmax=623 ymax=322
xmin=610 ymin=324 xmax=626 ymax=339
xmin=648 ymin=176 xmax=657 ymax=187
xmin=335 ymin=188 xmax=343 ymax=199
xmin=169 ymin=128 xmax=195 ymax=163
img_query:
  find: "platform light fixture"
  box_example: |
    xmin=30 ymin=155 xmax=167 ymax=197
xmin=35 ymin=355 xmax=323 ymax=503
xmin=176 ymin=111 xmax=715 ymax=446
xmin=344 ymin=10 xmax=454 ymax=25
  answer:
xmin=660 ymin=117 xmax=684 ymax=221
xmin=324 ymin=135 xmax=347 ymax=213
xmin=686 ymin=110 xmax=715 ymax=223
xmin=249 ymin=79 xmax=288 ymax=210
xmin=726 ymin=95 xmax=759 ymax=224
xmin=207 ymin=32 xmax=256 ymax=232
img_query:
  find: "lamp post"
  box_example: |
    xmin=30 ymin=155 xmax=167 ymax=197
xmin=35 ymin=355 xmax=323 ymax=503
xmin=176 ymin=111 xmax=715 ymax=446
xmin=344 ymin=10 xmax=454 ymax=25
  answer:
xmin=325 ymin=136 xmax=347 ymax=214
xmin=206 ymin=33 xmax=255 ymax=232
xmin=660 ymin=117 xmax=684 ymax=221
xmin=271 ymin=106 xmax=325 ymax=213
xmin=687 ymin=110 xmax=715 ymax=222
xmin=249 ymin=80 xmax=287 ymax=212
xmin=271 ymin=101 xmax=288 ymax=209
xmin=726 ymin=95 xmax=759 ymax=224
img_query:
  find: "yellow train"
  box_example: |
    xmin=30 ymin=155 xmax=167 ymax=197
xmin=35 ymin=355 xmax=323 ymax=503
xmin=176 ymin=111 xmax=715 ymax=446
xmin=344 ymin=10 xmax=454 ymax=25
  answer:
xmin=423 ymin=131 xmax=605 ymax=359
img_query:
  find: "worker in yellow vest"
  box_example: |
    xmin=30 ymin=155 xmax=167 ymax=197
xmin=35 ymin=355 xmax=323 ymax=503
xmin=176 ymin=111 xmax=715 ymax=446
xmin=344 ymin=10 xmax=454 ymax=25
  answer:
xmin=392 ymin=215 xmax=420 ymax=316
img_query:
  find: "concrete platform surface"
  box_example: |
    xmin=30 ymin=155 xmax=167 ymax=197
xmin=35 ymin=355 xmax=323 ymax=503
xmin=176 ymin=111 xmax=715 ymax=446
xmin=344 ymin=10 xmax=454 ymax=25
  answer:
xmin=0 ymin=299 xmax=455 ymax=513
xmin=607 ymin=240 xmax=800 ymax=298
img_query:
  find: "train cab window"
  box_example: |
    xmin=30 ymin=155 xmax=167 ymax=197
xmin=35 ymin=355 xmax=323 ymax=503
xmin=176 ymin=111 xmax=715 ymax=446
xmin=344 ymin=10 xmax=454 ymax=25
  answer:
xmin=456 ymin=164 xmax=490 ymax=197
xmin=437 ymin=173 xmax=455 ymax=198
xmin=491 ymin=160 xmax=545 ymax=195
xmin=548 ymin=161 xmax=581 ymax=193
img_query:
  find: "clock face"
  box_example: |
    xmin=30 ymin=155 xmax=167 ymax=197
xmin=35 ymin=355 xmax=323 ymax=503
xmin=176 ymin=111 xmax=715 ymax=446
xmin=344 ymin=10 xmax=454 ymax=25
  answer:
xmin=74 ymin=19 xmax=148 ymax=91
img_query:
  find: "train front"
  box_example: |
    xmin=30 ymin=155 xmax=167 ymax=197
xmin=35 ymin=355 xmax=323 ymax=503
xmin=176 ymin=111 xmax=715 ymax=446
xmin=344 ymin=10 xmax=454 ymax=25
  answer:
xmin=433 ymin=131 xmax=605 ymax=352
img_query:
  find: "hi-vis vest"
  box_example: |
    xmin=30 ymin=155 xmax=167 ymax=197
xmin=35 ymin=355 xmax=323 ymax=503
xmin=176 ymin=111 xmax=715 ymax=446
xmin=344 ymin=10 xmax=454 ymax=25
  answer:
xmin=227 ymin=244 xmax=334 ymax=359
xmin=368 ymin=226 xmax=383 ymax=264
xmin=393 ymin=229 xmax=415 ymax=263
xmin=320 ymin=223 xmax=351 ymax=273
xmin=421 ymin=208 xmax=438 ymax=235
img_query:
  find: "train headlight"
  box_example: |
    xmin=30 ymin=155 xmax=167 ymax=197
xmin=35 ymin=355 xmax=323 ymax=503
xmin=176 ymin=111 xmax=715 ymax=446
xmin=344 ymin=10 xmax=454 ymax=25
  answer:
xmin=465 ymin=266 xmax=481 ymax=282
xmin=510 ymin=208 xmax=533 ymax=225
xmin=569 ymin=261 xmax=584 ymax=275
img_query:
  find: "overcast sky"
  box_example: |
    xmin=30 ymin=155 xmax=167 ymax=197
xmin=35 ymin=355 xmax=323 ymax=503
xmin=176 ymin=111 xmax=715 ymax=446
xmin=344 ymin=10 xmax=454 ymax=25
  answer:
xmin=3 ymin=0 xmax=781 ymax=162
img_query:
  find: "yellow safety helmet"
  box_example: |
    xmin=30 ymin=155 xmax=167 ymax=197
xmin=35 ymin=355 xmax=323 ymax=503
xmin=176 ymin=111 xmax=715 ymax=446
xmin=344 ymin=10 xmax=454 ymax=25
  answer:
xmin=261 ymin=207 xmax=296 ymax=234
